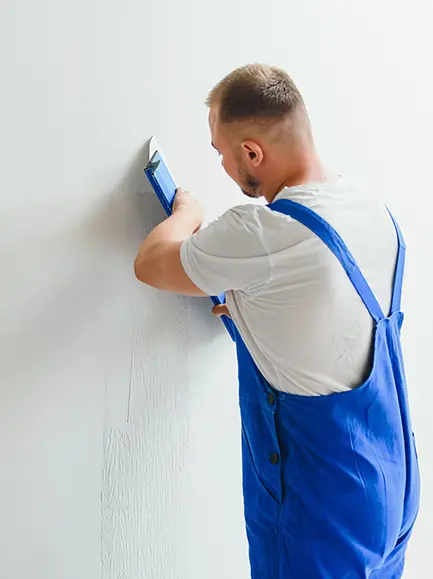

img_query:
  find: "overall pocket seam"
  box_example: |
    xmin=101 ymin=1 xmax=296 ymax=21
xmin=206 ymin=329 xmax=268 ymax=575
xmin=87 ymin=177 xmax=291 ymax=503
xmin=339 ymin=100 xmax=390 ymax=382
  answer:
xmin=242 ymin=423 xmax=281 ymax=505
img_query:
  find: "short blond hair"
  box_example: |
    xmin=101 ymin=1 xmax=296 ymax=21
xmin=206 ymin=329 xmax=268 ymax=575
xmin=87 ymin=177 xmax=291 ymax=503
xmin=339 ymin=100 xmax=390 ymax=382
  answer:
xmin=206 ymin=64 xmax=304 ymax=124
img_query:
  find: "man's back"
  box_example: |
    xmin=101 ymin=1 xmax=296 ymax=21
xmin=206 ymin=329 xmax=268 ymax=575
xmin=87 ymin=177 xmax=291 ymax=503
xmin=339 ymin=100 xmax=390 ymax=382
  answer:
xmin=180 ymin=179 xmax=398 ymax=395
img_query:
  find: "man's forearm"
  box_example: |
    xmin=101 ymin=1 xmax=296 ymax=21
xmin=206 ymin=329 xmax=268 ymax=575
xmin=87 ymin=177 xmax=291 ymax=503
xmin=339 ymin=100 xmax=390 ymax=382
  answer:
xmin=144 ymin=207 xmax=200 ymax=250
xmin=136 ymin=207 xmax=199 ymax=263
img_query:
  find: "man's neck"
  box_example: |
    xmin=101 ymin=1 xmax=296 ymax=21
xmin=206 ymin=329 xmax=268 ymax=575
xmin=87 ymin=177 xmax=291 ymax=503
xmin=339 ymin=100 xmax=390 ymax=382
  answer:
xmin=264 ymin=155 xmax=339 ymax=203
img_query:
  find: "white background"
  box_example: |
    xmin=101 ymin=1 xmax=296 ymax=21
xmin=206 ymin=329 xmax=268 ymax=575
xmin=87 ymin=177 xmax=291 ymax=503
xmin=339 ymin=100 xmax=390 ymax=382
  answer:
xmin=0 ymin=0 xmax=431 ymax=577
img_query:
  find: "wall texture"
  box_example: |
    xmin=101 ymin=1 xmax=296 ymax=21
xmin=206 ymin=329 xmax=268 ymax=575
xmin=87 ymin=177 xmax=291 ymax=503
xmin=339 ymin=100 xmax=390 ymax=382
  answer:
xmin=0 ymin=0 xmax=432 ymax=578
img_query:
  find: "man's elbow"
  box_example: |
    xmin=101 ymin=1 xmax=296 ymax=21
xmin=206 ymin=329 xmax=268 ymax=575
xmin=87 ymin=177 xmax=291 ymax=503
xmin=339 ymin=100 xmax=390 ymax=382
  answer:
xmin=134 ymin=250 xmax=167 ymax=290
xmin=134 ymin=254 xmax=153 ymax=285
xmin=133 ymin=243 xmax=204 ymax=296
xmin=134 ymin=256 xmax=144 ymax=282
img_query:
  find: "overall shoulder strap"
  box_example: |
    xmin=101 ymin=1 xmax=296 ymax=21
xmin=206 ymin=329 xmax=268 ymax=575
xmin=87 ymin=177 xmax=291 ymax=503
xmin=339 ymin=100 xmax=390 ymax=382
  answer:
xmin=387 ymin=210 xmax=406 ymax=314
xmin=269 ymin=199 xmax=385 ymax=323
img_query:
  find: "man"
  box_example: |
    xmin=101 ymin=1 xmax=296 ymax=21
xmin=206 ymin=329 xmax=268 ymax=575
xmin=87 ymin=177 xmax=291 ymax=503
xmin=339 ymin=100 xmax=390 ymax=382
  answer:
xmin=134 ymin=64 xmax=420 ymax=578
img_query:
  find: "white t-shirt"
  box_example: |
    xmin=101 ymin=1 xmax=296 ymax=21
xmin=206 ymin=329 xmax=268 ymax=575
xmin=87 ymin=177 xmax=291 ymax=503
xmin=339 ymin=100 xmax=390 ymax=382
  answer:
xmin=180 ymin=181 xmax=398 ymax=395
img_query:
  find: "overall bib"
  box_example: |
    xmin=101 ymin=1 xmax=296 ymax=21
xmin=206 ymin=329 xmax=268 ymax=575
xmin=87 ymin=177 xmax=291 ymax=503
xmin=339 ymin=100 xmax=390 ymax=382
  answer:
xmin=236 ymin=199 xmax=420 ymax=579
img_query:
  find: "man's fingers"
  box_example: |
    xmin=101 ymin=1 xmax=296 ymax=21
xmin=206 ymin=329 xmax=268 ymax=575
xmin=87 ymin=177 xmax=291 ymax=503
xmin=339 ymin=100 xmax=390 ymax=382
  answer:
xmin=212 ymin=304 xmax=231 ymax=318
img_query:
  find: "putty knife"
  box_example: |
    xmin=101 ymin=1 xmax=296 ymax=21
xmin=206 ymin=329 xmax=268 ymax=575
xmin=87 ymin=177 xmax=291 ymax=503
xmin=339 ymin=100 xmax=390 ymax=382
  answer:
xmin=144 ymin=136 xmax=236 ymax=341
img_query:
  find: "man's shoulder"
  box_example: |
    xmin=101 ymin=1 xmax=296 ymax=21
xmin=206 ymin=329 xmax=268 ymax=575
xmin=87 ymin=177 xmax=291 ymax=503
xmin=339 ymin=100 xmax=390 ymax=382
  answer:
xmin=186 ymin=203 xmax=272 ymax=258
xmin=220 ymin=201 xmax=298 ymax=229
xmin=191 ymin=199 xmax=310 ymax=259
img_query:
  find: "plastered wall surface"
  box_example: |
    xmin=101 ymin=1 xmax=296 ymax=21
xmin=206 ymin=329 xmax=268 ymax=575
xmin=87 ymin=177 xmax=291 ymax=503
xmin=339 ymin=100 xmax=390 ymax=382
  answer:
xmin=0 ymin=1 xmax=432 ymax=578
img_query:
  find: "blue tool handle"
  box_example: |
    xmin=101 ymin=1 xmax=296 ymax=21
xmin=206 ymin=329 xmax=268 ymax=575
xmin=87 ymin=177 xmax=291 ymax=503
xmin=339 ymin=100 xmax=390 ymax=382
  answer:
xmin=144 ymin=153 xmax=236 ymax=341
xmin=144 ymin=152 xmax=176 ymax=214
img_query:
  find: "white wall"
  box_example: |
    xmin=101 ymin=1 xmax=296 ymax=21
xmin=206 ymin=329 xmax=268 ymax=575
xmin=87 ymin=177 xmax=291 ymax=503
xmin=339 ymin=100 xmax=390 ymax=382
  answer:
xmin=0 ymin=0 xmax=431 ymax=578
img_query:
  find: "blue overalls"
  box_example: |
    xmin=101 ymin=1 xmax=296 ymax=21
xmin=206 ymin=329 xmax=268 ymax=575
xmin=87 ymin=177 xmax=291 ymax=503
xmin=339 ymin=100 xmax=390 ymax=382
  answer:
xmin=235 ymin=199 xmax=420 ymax=579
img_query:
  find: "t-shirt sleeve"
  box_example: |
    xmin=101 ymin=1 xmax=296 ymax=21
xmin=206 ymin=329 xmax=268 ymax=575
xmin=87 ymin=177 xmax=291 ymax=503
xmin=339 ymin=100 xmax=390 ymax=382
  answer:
xmin=180 ymin=204 xmax=272 ymax=296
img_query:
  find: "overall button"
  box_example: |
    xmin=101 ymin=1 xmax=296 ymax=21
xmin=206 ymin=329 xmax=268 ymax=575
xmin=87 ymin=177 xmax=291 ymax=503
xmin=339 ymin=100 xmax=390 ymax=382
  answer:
xmin=269 ymin=452 xmax=280 ymax=465
xmin=267 ymin=393 xmax=275 ymax=405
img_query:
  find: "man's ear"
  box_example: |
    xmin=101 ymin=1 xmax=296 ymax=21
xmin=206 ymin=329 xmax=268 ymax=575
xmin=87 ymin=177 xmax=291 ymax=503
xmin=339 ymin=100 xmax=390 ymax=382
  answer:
xmin=241 ymin=140 xmax=264 ymax=168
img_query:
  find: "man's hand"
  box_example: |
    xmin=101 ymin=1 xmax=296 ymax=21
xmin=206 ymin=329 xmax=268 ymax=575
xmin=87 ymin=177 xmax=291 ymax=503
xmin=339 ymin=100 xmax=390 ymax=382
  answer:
xmin=173 ymin=188 xmax=204 ymax=233
xmin=212 ymin=304 xmax=231 ymax=319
